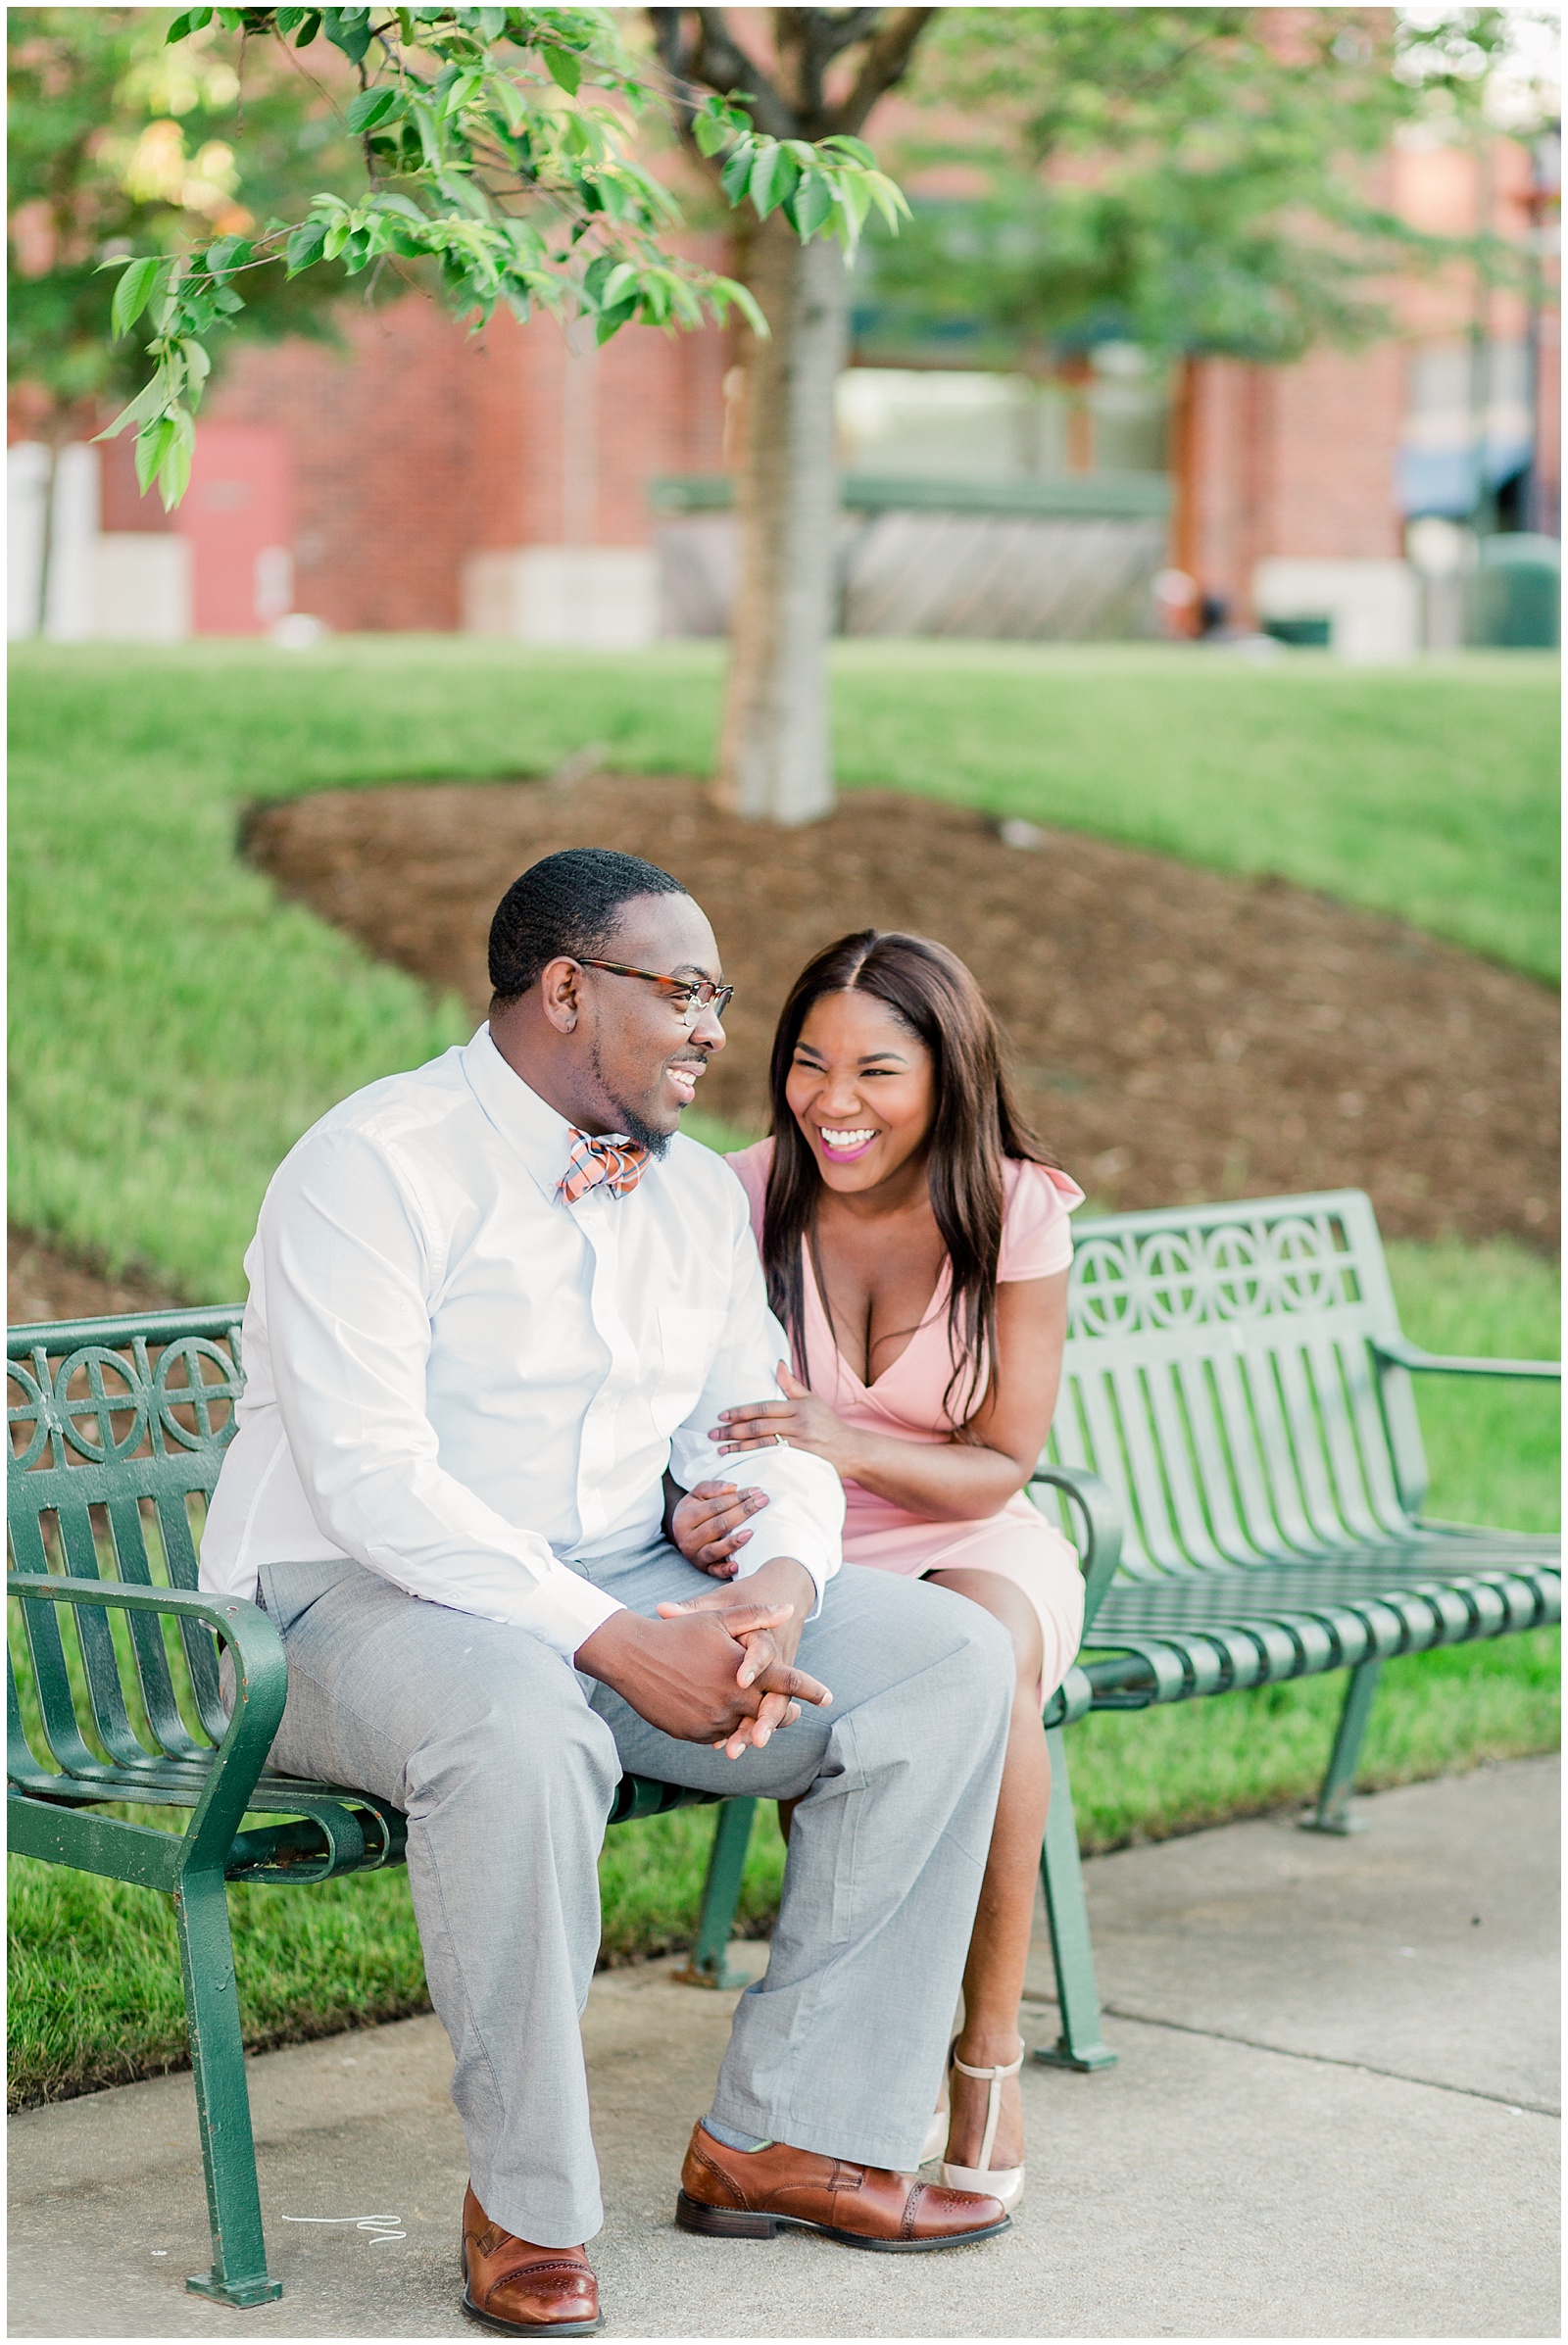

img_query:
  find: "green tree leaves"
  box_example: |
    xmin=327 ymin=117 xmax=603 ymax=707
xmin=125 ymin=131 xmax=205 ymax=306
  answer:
xmin=320 ymin=8 xmax=373 ymax=67
xmin=344 ymin=84 xmax=409 ymax=134
xmin=719 ymin=129 xmax=908 ymax=249
xmin=865 ymin=7 xmax=1529 ymax=369
xmin=108 ymin=255 xmax=164 ymax=341
xmin=10 ymin=7 xmax=363 ymax=435
xmin=541 ymin=46 xmax=581 ymax=95
xmin=91 ymin=5 xmax=905 ymax=507
xmin=284 ymin=219 xmax=329 ymax=274
xmin=133 ymin=404 xmax=195 ymax=503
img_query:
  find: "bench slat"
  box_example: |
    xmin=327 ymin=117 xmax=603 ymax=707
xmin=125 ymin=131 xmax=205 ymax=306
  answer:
xmin=1204 ymin=1346 xmax=1287 ymax=1560
xmin=105 ymin=1495 xmax=209 ymax=1762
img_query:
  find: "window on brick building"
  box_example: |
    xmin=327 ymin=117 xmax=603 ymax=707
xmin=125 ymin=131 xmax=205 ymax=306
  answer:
xmin=1398 ymin=337 xmax=1534 ymax=521
xmin=836 ymin=352 xmax=1169 ymax=485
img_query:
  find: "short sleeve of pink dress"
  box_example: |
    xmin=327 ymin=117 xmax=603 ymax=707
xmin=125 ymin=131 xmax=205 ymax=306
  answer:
xmin=998 ymin=1158 xmax=1083 ymax=1283
xmin=727 ymin=1141 xmax=771 ymax=1246
xmin=725 ymin=1140 xmax=1086 ymax=1704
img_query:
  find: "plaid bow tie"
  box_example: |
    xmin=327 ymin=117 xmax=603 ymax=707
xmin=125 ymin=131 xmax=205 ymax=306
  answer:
xmin=560 ymin=1128 xmax=651 ymax=1205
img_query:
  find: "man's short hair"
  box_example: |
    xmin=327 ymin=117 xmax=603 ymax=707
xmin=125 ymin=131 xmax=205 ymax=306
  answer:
xmin=488 ymin=848 xmax=689 ymax=1003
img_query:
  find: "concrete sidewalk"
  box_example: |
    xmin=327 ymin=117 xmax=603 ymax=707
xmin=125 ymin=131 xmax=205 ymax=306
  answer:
xmin=9 ymin=1755 xmax=1560 ymax=2339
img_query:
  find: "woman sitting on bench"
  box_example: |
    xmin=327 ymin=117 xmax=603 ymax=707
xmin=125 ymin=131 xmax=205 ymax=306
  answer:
xmin=670 ymin=928 xmax=1084 ymax=2215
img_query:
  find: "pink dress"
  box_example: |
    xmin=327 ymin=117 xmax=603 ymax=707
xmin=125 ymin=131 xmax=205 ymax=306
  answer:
xmin=728 ymin=1142 xmax=1087 ymax=1705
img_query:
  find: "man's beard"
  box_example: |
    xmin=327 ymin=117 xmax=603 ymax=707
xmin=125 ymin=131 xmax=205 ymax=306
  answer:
xmin=590 ymin=1040 xmax=674 ymax=1158
xmin=612 ymin=1101 xmax=672 ymax=1158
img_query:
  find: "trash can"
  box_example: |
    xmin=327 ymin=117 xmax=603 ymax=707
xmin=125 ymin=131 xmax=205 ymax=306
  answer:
xmin=1467 ymin=533 xmax=1560 ymax=650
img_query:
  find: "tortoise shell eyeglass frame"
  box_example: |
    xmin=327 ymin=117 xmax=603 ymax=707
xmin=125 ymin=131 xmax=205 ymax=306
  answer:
xmin=577 ymin=959 xmax=736 ymax=1026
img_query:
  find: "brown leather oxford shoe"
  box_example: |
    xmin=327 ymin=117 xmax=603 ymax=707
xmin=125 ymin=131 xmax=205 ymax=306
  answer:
xmin=461 ymin=2184 xmax=602 ymax=2334
xmin=676 ymin=2122 xmax=1010 ymax=2252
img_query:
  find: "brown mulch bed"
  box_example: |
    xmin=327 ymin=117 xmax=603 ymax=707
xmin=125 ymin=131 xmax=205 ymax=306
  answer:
xmin=8 ymin=1225 xmax=180 ymax=1328
xmin=240 ymin=773 xmax=1558 ymax=1253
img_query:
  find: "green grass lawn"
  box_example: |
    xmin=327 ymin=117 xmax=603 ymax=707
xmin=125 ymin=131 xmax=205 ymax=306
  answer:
xmin=7 ymin=639 xmax=1558 ymax=2104
xmin=9 ymin=640 xmax=1557 ymax=1298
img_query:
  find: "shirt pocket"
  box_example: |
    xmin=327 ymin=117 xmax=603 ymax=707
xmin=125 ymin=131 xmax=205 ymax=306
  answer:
xmin=655 ymin=1305 xmax=726 ymax=1434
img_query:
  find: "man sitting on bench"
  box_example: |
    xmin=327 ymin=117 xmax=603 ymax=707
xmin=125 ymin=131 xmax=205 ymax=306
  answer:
xmin=200 ymin=848 xmax=1015 ymax=2334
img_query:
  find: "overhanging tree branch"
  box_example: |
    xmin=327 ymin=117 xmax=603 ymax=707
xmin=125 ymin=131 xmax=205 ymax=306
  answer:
xmin=774 ymin=9 xmax=885 ymax=131
xmin=813 ymin=9 xmax=886 ymax=63
xmin=687 ymin=8 xmax=797 ymax=136
xmin=829 ymin=6 xmax=939 ymax=133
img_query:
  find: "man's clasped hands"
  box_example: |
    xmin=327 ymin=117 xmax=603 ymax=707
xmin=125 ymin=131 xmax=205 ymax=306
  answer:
xmin=575 ymin=1554 xmax=829 ymax=1761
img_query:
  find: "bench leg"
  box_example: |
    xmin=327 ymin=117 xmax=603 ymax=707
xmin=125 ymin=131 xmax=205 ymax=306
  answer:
xmin=1033 ymin=1725 xmax=1116 ymax=2073
xmin=1300 ymin=1659 xmax=1383 ymax=1836
xmin=674 ymin=1798 xmax=758 ymax=1989
xmin=174 ymin=1870 xmax=282 ymax=2308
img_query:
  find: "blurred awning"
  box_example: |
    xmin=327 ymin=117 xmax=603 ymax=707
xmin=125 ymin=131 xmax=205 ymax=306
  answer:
xmin=1397 ymin=437 xmax=1535 ymax=518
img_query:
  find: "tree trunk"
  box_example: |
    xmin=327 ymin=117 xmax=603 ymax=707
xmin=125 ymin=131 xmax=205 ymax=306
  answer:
xmin=715 ymin=212 xmax=850 ymax=823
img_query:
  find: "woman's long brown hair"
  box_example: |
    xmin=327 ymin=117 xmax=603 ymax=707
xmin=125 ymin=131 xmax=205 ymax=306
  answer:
xmin=762 ymin=930 xmax=1051 ymax=1425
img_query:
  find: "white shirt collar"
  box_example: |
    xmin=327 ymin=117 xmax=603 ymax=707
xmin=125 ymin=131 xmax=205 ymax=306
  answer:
xmin=461 ymin=1023 xmax=576 ymax=1201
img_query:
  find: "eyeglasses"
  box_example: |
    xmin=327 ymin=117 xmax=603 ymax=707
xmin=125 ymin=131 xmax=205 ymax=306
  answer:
xmin=579 ymin=959 xmax=735 ymax=1025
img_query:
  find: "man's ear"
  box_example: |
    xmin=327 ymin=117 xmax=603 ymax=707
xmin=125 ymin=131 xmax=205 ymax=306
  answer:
xmin=539 ymin=954 xmax=582 ymax=1036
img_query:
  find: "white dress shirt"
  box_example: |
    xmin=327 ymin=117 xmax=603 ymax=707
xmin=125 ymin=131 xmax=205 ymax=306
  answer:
xmin=200 ymin=1026 xmax=844 ymax=1658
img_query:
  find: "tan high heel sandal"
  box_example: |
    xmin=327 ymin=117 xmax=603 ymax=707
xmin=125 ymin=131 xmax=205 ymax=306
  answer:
xmin=939 ymin=2047 xmax=1025 ymax=2214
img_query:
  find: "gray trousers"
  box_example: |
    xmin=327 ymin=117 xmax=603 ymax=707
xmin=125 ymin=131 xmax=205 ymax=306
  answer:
xmin=256 ymin=1544 xmax=1012 ymax=2247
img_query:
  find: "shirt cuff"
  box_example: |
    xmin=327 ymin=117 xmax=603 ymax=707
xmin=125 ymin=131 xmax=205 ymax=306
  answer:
xmin=512 ymin=1572 xmax=625 ymax=1661
xmin=731 ymin=1497 xmax=840 ymax=1619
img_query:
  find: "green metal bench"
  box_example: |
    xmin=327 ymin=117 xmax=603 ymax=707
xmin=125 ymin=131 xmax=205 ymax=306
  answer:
xmin=6 ymin=1305 xmax=729 ymax=2309
xmin=8 ymin=1189 xmax=1558 ymax=2302
xmin=694 ymin=1187 xmax=1560 ymax=2071
xmin=1030 ymin=1186 xmax=1558 ymax=2072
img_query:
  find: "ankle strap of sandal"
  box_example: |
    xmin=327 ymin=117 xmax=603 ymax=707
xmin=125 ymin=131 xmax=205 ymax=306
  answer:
xmin=951 ymin=2049 xmax=1024 ymax=2175
xmin=952 ymin=2051 xmax=1025 ymax=2080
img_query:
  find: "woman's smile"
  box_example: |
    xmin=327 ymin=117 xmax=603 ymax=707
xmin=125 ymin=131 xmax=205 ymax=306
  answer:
xmin=786 ymin=990 xmax=938 ymax=1197
xmin=816 ymin=1124 xmax=880 ymax=1161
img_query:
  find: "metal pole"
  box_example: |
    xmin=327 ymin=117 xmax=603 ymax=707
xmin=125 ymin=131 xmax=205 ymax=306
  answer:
xmin=675 ymin=1798 xmax=758 ymax=1989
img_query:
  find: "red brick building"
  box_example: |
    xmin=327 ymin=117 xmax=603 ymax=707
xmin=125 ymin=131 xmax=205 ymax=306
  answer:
xmin=1175 ymin=129 xmax=1560 ymax=647
xmin=88 ymin=270 xmax=732 ymax=642
xmin=14 ymin=125 xmax=1557 ymax=653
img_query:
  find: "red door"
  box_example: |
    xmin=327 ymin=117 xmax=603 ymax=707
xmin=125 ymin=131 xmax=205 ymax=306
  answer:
xmin=177 ymin=424 xmax=291 ymax=633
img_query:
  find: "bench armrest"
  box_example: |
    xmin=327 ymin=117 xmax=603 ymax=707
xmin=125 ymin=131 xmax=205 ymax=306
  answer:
xmin=7 ymin=1576 xmax=289 ymax=1875
xmin=1029 ymin=1463 xmax=1124 ymax=1636
xmin=1371 ymin=1337 xmax=1561 ymax=1383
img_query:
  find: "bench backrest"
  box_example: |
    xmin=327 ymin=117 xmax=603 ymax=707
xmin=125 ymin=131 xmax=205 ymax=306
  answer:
xmin=9 ymin=1304 xmax=245 ymax=1569
xmin=1047 ymin=1189 xmax=1424 ymax=1578
xmin=7 ymin=1187 xmax=1421 ymax=1635
xmin=8 ymin=1308 xmax=246 ymax=1766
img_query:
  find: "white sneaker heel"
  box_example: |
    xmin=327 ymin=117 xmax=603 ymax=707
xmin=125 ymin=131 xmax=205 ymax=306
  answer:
xmin=940 ymin=2048 xmax=1025 ymax=2213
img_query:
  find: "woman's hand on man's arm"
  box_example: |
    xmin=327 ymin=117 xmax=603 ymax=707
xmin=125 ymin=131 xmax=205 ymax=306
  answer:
xmin=710 ymin=1364 xmax=862 ymax=1474
xmin=669 ymin=1477 xmax=770 ymax=1575
xmin=702 ymin=1271 xmax=1071 ymax=1526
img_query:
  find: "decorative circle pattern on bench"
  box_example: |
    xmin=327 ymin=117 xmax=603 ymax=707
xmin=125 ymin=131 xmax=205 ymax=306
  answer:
xmin=9 ymin=1330 xmax=245 ymax=1471
xmin=1040 ymin=1193 xmax=1558 ymax=1721
xmin=1070 ymin=1212 xmax=1357 ymax=1337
